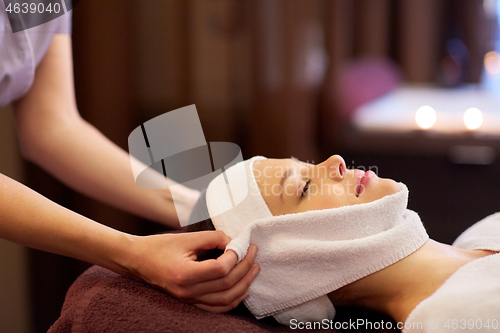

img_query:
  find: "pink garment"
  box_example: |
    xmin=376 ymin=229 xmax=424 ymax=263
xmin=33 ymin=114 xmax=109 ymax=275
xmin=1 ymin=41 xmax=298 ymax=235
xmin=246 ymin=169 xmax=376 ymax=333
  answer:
xmin=339 ymin=57 xmax=401 ymax=123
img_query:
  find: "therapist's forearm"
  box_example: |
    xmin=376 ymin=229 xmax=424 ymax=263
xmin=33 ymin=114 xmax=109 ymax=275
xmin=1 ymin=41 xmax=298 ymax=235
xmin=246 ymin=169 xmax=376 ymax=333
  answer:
xmin=0 ymin=172 xmax=132 ymax=274
xmin=0 ymin=172 xmax=259 ymax=312
xmin=20 ymin=115 xmax=187 ymax=228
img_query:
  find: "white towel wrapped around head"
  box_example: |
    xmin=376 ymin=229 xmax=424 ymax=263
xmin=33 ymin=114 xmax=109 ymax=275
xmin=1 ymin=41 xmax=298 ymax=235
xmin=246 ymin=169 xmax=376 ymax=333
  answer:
xmin=205 ymin=156 xmax=429 ymax=325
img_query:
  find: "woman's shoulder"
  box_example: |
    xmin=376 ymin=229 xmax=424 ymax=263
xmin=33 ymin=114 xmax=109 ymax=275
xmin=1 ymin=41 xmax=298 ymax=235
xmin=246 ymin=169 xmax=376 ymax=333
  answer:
xmin=452 ymin=213 xmax=500 ymax=252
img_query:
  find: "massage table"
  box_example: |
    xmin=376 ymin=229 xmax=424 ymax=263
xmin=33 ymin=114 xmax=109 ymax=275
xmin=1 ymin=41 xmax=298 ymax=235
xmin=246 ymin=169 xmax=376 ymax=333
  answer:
xmin=48 ymin=265 xmax=337 ymax=333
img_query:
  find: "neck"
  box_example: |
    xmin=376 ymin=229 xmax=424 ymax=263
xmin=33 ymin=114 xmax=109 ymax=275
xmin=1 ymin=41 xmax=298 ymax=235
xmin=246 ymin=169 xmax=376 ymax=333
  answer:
xmin=328 ymin=240 xmax=496 ymax=323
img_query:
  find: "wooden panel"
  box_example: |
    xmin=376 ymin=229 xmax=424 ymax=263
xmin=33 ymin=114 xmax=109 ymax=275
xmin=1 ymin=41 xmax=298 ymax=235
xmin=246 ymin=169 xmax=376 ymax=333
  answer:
xmin=353 ymin=0 xmax=391 ymax=57
xmin=135 ymin=0 xmax=191 ymax=115
xmin=249 ymin=0 xmax=322 ymax=161
xmin=189 ymin=0 xmax=236 ymax=142
xmin=458 ymin=0 xmax=491 ymax=82
xmin=72 ymin=0 xmax=135 ymax=148
xmin=0 ymin=106 xmax=31 ymax=333
xmin=398 ymin=0 xmax=445 ymax=82
xmin=320 ymin=0 xmax=353 ymax=150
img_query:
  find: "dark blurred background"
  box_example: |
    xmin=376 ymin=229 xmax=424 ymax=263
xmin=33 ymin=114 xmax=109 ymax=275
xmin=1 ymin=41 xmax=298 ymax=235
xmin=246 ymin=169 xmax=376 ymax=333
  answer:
xmin=1 ymin=0 xmax=499 ymax=332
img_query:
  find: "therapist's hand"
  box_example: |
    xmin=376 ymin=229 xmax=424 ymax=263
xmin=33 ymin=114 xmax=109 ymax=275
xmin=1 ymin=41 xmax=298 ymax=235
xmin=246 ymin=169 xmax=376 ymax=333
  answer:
xmin=126 ymin=231 xmax=259 ymax=312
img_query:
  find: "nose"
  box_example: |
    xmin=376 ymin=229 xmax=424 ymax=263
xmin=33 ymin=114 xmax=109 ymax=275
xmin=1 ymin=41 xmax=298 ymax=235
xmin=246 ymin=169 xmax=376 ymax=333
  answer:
xmin=316 ymin=155 xmax=346 ymax=181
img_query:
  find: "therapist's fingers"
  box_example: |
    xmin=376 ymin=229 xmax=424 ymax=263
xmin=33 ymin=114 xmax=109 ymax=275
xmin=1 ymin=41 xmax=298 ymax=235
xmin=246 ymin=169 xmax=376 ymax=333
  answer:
xmin=192 ymin=263 xmax=259 ymax=309
xmin=176 ymin=233 xmax=243 ymax=287
xmin=183 ymin=245 xmax=258 ymax=299
xmin=194 ymin=292 xmax=250 ymax=313
xmin=127 ymin=232 xmax=258 ymax=312
xmin=184 ymin=249 xmax=239 ymax=283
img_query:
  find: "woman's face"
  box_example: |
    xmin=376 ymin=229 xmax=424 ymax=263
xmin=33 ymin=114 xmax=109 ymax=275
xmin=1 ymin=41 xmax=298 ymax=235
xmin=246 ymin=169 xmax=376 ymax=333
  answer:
xmin=252 ymin=155 xmax=401 ymax=216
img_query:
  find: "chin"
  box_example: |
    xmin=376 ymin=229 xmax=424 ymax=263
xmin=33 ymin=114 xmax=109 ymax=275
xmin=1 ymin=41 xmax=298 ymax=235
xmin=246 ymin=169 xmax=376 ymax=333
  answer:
xmin=382 ymin=178 xmax=402 ymax=195
xmin=364 ymin=178 xmax=401 ymax=202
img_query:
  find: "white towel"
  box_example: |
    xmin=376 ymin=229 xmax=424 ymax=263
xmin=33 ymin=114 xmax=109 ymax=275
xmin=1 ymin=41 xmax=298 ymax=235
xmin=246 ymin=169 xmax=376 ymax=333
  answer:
xmin=452 ymin=212 xmax=500 ymax=252
xmin=206 ymin=157 xmax=429 ymax=325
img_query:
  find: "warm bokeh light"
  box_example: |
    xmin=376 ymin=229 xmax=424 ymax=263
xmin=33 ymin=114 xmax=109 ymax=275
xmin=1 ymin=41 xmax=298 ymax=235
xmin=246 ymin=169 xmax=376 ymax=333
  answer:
xmin=463 ymin=108 xmax=483 ymax=130
xmin=415 ymin=105 xmax=437 ymax=129
xmin=484 ymin=51 xmax=500 ymax=75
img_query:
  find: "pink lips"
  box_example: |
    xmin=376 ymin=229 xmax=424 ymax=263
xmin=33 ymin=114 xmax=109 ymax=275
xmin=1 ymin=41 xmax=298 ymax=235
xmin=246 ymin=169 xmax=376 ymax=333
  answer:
xmin=361 ymin=170 xmax=375 ymax=186
xmin=355 ymin=169 xmax=375 ymax=197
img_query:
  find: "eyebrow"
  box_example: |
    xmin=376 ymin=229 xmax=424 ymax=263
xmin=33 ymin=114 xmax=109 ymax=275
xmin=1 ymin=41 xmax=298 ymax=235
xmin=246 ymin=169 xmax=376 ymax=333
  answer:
xmin=280 ymin=167 xmax=294 ymax=201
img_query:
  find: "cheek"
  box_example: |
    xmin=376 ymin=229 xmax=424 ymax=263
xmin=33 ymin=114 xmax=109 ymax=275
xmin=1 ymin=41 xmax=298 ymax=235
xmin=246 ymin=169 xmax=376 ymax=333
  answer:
xmin=308 ymin=196 xmax=334 ymax=210
xmin=301 ymin=187 xmax=350 ymax=211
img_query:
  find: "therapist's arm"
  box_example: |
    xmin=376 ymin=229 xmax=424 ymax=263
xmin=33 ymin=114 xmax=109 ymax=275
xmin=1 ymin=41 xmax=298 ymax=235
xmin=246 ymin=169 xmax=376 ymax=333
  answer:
xmin=10 ymin=35 xmax=259 ymax=311
xmin=12 ymin=34 xmax=192 ymax=228
xmin=0 ymin=172 xmax=257 ymax=312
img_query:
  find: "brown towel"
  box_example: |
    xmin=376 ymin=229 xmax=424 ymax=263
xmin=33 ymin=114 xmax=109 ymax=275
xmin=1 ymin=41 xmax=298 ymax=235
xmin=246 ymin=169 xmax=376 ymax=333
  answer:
xmin=48 ymin=265 xmax=335 ymax=333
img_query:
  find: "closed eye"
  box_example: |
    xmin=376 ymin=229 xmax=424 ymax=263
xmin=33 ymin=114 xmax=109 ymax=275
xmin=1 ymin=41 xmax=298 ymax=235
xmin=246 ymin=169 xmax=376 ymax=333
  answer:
xmin=301 ymin=180 xmax=311 ymax=197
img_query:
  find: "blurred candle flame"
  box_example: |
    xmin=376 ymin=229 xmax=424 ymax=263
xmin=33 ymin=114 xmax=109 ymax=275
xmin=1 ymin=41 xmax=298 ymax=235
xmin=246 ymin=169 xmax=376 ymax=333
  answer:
xmin=464 ymin=108 xmax=483 ymax=130
xmin=415 ymin=105 xmax=437 ymax=129
xmin=484 ymin=51 xmax=500 ymax=75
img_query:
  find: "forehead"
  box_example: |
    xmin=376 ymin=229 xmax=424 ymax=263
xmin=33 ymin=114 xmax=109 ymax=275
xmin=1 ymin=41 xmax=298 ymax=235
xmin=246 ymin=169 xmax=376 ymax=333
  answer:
xmin=253 ymin=158 xmax=294 ymax=183
xmin=252 ymin=159 xmax=292 ymax=214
